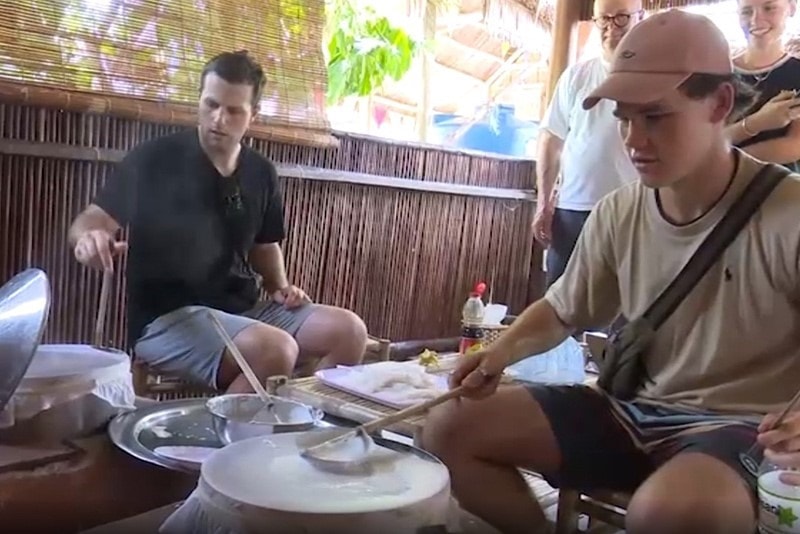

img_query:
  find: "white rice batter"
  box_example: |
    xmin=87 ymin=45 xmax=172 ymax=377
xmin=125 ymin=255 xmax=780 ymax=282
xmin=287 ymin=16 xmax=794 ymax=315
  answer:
xmin=202 ymin=434 xmax=450 ymax=515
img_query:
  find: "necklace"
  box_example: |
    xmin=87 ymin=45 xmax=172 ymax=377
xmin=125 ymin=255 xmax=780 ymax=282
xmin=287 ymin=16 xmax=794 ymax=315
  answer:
xmin=739 ymin=53 xmax=789 ymax=85
xmin=751 ymin=69 xmax=773 ymax=85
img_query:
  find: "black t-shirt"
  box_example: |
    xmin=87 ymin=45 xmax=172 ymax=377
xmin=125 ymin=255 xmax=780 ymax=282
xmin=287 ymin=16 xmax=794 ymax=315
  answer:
xmin=94 ymin=129 xmax=285 ymax=346
xmin=735 ymin=56 xmax=800 ymax=170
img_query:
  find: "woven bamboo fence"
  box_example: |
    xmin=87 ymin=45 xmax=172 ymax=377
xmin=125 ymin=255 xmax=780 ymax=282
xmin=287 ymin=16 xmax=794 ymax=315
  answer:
xmin=0 ymin=103 xmax=542 ymax=349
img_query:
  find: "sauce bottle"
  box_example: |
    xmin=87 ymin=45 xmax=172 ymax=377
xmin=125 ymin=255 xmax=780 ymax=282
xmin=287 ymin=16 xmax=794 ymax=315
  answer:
xmin=459 ymin=282 xmax=486 ymax=354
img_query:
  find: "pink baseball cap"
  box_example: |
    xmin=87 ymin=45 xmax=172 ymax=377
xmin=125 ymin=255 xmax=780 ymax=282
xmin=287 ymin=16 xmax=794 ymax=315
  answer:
xmin=583 ymin=9 xmax=733 ymax=110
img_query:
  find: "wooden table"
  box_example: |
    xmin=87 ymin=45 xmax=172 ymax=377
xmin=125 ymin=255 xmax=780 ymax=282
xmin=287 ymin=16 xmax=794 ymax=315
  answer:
xmin=82 ymin=502 xmax=183 ymax=534
xmin=0 ymin=433 xmax=197 ymax=533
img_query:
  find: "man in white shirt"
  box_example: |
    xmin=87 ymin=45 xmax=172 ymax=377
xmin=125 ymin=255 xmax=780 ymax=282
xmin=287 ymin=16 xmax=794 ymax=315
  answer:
xmin=534 ymin=0 xmax=643 ymax=287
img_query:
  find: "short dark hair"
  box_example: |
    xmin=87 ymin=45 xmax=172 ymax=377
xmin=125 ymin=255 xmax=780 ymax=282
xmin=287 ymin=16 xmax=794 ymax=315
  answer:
xmin=200 ymin=50 xmax=266 ymax=107
xmin=678 ymin=73 xmax=759 ymax=124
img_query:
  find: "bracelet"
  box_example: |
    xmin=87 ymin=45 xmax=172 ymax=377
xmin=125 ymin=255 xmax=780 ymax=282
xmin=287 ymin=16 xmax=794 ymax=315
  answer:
xmin=741 ymin=117 xmax=760 ymax=137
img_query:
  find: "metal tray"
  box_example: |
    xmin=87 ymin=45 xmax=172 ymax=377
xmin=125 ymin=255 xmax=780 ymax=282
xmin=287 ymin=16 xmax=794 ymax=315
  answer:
xmin=109 ymin=397 xmax=340 ymax=473
xmin=108 ymin=398 xmax=222 ymax=473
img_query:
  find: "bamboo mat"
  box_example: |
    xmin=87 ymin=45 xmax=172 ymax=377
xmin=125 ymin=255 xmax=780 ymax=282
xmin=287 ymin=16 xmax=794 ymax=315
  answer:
xmin=279 ymin=357 xmax=595 ymax=439
xmin=278 ymin=354 xmax=510 ymax=438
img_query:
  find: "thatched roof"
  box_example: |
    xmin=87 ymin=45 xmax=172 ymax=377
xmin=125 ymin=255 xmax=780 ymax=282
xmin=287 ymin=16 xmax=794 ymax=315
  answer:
xmin=375 ymin=0 xmax=552 ymax=116
xmin=372 ymin=0 xmax=750 ymax=118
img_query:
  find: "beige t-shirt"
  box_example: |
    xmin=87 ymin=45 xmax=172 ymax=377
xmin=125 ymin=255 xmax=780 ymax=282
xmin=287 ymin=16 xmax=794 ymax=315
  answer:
xmin=546 ymin=151 xmax=800 ymax=415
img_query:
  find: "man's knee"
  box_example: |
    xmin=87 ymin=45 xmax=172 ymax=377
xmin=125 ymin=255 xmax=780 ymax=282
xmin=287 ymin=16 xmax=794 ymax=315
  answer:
xmin=421 ymin=399 xmax=469 ymax=460
xmin=324 ymin=308 xmax=368 ymax=364
xmin=233 ymin=323 xmax=299 ymax=370
xmin=345 ymin=311 xmax=368 ymax=364
xmin=422 ymin=387 xmax=561 ymax=473
xmin=626 ymin=453 xmax=755 ymax=534
xmin=337 ymin=309 xmax=367 ymax=343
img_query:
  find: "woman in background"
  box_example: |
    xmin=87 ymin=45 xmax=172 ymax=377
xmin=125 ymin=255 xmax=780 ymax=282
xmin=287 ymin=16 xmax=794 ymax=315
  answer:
xmin=727 ymin=0 xmax=800 ymax=171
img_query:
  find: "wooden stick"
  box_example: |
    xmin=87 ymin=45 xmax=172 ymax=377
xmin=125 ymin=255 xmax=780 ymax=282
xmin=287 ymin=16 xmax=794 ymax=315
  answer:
xmin=770 ymin=387 xmax=800 ymax=430
xmin=361 ymin=385 xmax=465 ymax=433
xmin=0 ymin=139 xmax=535 ymax=202
xmin=206 ymin=311 xmax=271 ymax=402
xmin=93 ymin=269 xmax=112 ymax=347
xmin=305 ymin=386 xmax=465 ymax=454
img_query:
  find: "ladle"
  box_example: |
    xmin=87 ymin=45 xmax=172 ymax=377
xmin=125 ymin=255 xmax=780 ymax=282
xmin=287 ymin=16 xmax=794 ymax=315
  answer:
xmin=206 ymin=311 xmax=281 ymax=424
xmin=300 ymin=384 xmax=466 ymax=473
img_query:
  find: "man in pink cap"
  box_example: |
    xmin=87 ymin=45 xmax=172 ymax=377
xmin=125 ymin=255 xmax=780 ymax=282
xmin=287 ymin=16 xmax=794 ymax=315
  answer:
xmin=423 ymin=9 xmax=800 ymax=534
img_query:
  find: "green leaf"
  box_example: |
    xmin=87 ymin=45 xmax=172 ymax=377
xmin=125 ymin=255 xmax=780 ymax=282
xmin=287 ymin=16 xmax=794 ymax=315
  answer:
xmin=324 ymin=0 xmax=418 ymax=105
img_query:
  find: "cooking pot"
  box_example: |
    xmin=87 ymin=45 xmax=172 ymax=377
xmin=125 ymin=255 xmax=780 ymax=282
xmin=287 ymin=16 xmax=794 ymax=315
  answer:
xmin=162 ymin=431 xmax=451 ymax=533
xmin=206 ymin=394 xmax=323 ymax=444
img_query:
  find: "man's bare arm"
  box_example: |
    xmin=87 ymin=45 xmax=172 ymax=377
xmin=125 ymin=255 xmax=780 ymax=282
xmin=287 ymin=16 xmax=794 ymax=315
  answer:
xmin=739 ymin=121 xmax=800 ymax=165
xmin=491 ymin=298 xmax=571 ymax=366
xmin=249 ymin=242 xmax=290 ymax=294
xmin=725 ymin=120 xmax=753 ymax=145
xmin=535 ymin=129 xmax=564 ymax=208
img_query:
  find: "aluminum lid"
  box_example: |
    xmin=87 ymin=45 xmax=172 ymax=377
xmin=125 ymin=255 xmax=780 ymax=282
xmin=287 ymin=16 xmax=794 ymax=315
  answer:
xmin=0 ymin=269 xmax=51 ymax=412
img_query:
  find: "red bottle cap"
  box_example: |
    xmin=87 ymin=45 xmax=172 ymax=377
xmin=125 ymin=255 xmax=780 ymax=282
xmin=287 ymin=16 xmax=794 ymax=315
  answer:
xmin=474 ymin=282 xmax=486 ymax=296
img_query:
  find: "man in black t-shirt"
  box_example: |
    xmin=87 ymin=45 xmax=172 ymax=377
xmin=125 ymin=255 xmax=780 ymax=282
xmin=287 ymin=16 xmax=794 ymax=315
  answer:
xmin=68 ymin=51 xmax=367 ymax=392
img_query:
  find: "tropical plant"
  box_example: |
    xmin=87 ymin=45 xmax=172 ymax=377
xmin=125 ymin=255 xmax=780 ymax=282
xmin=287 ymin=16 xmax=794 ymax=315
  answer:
xmin=324 ymin=0 xmax=419 ymax=105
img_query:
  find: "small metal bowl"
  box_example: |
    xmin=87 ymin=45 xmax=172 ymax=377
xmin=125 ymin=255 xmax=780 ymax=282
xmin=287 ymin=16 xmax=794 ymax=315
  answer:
xmin=206 ymin=394 xmax=323 ymax=445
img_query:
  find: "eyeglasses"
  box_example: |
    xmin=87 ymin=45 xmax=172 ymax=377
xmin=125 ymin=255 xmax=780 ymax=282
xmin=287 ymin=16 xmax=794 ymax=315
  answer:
xmin=592 ymin=11 xmax=642 ymax=28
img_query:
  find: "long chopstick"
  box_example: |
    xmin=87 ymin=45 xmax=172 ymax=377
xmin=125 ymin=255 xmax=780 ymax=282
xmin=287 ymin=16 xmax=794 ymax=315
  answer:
xmin=94 ymin=269 xmax=113 ymax=347
xmin=304 ymin=385 xmax=466 ymax=455
xmin=769 ymin=387 xmax=800 ymax=431
xmin=206 ymin=311 xmax=271 ymax=402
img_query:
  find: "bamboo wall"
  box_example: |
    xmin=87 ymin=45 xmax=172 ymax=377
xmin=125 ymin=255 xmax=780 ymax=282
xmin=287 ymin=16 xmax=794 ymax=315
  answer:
xmin=0 ymin=103 xmax=541 ymax=349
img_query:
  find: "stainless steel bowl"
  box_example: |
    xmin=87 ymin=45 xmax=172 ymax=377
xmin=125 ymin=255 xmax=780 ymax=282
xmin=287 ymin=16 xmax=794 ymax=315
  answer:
xmin=206 ymin=394 xmax=323 ymax=444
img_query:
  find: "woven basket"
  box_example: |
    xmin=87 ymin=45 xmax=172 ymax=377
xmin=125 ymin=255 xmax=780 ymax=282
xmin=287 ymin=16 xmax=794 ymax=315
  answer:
xmin=480 ymin=324 xmax=509 ymax=346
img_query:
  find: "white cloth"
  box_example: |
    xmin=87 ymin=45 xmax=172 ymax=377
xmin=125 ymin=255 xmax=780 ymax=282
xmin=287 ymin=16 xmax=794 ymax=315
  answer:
xmin=161 ymin=477 xmax=452 ymax=534
xmin=0 ymin=345 xmax=136 ymax=440
xmin=540 ymin=57 xmax=639 ymax=211
xmin=506 ymin=337 xmax=586 ymax=385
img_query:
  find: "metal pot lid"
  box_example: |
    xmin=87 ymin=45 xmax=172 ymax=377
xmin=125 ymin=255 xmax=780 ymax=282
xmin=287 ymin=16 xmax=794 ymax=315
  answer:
xmin=0 ymin=269 xmax=51 ymax=412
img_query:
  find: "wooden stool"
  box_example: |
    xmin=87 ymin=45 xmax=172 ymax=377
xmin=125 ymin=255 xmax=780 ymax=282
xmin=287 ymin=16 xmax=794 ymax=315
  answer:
xmin=555 ymin=488 xmax=631 ymax=533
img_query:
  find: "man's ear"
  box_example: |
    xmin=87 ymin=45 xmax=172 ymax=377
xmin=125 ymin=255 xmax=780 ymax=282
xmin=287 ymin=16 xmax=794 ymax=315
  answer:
xmin=710 ymin=82 xmax=735 ymax=124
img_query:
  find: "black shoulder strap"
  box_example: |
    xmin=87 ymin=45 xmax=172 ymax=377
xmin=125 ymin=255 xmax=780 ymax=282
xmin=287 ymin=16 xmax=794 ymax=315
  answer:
xmin=643 ymin=163 xmax=790 ymax=329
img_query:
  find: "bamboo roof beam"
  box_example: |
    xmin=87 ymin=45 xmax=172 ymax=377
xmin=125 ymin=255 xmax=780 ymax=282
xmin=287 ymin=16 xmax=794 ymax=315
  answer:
xmin=546 ymin=0 xmax=590 ymax=104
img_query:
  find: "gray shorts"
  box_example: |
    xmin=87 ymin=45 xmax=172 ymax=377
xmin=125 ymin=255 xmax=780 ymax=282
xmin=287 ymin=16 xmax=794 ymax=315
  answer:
xmin=134 ymin=301 xmax=316 ymax=389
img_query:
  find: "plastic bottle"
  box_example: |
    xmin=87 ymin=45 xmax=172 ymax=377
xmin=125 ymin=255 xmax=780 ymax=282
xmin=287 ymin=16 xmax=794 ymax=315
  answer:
xmin=459 ymin=282 xmax=486 ymax=354
xmin=758 ymin=457 xmax=800 ymax=533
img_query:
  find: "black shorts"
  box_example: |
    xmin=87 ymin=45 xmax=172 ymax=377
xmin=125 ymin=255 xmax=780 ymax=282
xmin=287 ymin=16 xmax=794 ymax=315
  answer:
xmin=525 ymin=384 xmax=761 ymax=494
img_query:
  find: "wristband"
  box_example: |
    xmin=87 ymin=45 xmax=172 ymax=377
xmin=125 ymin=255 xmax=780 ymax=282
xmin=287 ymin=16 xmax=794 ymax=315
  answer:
xmin=741 ymin=117 xmax=760 ymax=137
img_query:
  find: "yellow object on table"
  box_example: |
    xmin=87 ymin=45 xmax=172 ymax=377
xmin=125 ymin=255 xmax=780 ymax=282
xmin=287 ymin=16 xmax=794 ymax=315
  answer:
xmin=417 ymin=349 xmax=440 ymax=368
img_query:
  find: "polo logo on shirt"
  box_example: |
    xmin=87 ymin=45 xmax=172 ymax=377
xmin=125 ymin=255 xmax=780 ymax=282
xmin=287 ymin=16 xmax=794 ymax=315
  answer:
xmin=724 ymin=267 xmax=732 ymax=281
